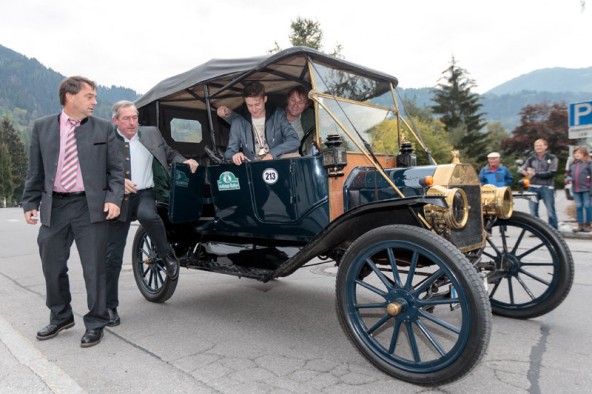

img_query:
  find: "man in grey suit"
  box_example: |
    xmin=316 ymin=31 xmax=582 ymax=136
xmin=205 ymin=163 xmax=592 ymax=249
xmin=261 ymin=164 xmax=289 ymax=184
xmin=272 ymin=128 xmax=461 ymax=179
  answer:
xmin=105 ymin=100 xmax=198 ymax=326
xmin=22 ymin=76 xmax=124 ymax=347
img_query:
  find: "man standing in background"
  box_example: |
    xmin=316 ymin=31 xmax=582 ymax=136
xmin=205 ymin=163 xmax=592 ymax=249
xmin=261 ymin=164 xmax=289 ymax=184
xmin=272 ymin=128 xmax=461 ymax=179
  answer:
xmin=519 ymin=138 xmax=558 ymax=229
xmin=479 ymin=152 xmax=513 ymax=187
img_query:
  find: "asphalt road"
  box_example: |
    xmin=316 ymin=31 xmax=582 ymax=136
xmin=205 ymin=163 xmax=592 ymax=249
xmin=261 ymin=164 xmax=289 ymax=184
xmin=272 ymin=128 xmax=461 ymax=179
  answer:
xmin=1 ymin=192 xmax=590 ymax=393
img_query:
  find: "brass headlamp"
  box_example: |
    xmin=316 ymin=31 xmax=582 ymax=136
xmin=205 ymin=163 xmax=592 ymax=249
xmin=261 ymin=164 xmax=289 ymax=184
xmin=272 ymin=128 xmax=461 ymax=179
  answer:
xmin=424 ymin=185 xmax=469 ymax=230
xmin=481 ymin=184 xmax=513 ymax=219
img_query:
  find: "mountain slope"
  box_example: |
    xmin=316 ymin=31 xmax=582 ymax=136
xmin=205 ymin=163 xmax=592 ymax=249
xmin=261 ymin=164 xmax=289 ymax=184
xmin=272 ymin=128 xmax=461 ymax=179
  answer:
xmin=400 ymin=65 xmax=592 ymax=131
xmin=0 ymin=44 xmax=139 ymax=123
xmin=2 ymin=43 xmax=591 ymax=136
xmin=485 ymin=67 xmax=592 ymax=95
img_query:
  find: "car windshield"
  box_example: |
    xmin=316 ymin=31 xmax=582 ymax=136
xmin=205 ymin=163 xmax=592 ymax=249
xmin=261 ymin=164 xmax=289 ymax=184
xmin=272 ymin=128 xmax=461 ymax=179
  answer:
xmin=310 ymin=60 xmax=400 ymax=155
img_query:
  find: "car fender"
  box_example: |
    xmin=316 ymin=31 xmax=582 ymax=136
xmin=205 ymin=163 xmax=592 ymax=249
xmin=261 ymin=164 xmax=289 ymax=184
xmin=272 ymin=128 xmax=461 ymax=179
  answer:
xmin=274 ymin=195 xmax=447 ymax=278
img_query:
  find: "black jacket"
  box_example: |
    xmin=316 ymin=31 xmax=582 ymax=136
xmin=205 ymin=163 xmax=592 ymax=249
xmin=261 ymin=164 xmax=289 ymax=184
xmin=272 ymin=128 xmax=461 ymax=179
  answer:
xmin=520 ymin=152 xmax=558 ymax=187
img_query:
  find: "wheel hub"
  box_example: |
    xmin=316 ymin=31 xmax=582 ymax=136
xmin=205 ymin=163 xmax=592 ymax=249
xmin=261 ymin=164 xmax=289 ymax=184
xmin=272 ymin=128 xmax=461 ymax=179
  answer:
xmin=386 ymin=290 xmax=416 ymax=320
xmin=501 ymin=253 xmax=521 ymax=276
xmin=386 ymin=301 xmax=404 ymax=316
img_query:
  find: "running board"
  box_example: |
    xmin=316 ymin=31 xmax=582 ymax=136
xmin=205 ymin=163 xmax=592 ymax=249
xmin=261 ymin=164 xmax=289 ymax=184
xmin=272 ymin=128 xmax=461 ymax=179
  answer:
xmin=183 ymin=259 xmax=274 ymax=281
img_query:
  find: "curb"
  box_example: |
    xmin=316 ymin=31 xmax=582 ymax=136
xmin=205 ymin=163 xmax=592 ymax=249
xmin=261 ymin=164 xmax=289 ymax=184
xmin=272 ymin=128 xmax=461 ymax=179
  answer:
xmin=0 ymin=316 xmax=84 ymax=393
xmin=560 ymin=231 xmax=592 ymax=239
xmin=559 ymin=221 xmax=592 ymax=239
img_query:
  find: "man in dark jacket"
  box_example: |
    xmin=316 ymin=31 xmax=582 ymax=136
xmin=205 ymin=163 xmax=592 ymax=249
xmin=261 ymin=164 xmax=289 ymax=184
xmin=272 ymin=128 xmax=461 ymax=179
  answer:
xmin=22 ymin=76 xmax=124 ymax=347
xmin=224 ymin=81 xmax=299 ymax=165
xmin=519 ymin=138 xmax=559 ymax=229
xmin=105 ymin=100 xmax=198 ymax=326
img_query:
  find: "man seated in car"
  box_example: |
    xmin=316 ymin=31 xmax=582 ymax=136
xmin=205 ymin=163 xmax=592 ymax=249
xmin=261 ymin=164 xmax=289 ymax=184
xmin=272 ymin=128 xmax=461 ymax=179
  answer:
xmin=223 ymin=81 xmax=300 ymax=165
xmin=219 ymin=85 xmax=315 ymax=144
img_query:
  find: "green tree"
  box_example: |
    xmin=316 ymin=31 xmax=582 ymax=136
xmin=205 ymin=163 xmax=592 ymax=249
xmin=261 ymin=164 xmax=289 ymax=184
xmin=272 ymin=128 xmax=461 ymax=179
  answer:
xmin=368 ymin=119 xmax=399 ymax=154
xmin=369 ymin=115 xmax=453 ymax=165
xmin=483 ymin=122 xmax=510 ymax=153
xmin=401 ymin=96 xmax=434 ymax=124
xmin=289 ymin=17 xmax=323 ymax=49
xmin=411 ymin=117 xmax=455 ymax=165
xmin=0 ymin=142 xmax=14 ymax=205
xmin=431 ymin=57 xmax=488 ymax=164
xmin=269 ymin=17 xmax=343 ymax=57
xmin=398 ymin=97 xmax=454 ymax=164
xmin=501 ymin=102 xmax=569 ymax=188
xmin=0 ymin=117 xmax=28 ymax=203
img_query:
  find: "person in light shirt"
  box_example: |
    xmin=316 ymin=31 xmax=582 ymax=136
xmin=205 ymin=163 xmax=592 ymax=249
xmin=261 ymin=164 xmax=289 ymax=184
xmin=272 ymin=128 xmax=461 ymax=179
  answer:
xmin=219 ymin=85 xmax=315 ymax=143
xmin=222 ymin=82 xmax=300 ymax=165
xmin=105 ymin=100 xmax=198 ymax=327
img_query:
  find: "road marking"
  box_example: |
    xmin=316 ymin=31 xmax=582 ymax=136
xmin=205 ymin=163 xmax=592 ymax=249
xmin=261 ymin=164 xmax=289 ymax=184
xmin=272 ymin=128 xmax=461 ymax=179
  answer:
xmin=0 ymin=316 xmax=85 ymax=393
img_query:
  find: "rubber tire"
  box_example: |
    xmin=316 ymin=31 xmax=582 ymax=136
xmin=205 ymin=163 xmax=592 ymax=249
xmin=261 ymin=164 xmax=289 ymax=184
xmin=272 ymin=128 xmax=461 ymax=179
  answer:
xmin=484 ymin=210 xmax=574 ymax=319
xmin=336 ymin=225 xmax=492 ymax=385
xmin=131 ymin=225 xmax=178 ymax=303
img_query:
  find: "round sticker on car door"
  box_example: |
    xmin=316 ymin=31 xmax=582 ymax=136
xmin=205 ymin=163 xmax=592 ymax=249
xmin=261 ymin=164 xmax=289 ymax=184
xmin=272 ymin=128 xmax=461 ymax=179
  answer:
xmin=262 ymin=168 xmax=279 ymax=185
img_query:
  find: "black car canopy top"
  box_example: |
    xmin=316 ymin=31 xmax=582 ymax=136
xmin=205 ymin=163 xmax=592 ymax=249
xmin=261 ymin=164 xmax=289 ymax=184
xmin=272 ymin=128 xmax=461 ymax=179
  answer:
xmin=134 ymin=46 xmax=399 ymax=112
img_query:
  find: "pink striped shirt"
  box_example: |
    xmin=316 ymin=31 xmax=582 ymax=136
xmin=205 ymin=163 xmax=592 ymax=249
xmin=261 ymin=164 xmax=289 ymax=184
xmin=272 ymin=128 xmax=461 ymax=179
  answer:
xmin=53 ymin=111 xmax=85 ymax=192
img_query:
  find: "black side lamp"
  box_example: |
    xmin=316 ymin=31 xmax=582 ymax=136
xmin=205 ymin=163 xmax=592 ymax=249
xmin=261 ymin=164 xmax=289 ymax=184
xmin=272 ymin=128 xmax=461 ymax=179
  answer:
xmin=322 ymin=134 xmax=347 ymax=177
xmin=396 ymin=141 xmax=417 ymax=168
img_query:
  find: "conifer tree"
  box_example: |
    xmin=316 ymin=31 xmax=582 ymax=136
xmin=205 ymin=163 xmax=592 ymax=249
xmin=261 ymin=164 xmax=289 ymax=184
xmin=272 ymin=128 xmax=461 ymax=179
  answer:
xmin=0 ymin=117 xmax=28 ymax=203
xmin=431 ymin=57 xmax=488 ymax=164
xmin=0 ymin=143 xmax=14 ymax=206
xmin=269 ymin=17 xmax=343 ymax=57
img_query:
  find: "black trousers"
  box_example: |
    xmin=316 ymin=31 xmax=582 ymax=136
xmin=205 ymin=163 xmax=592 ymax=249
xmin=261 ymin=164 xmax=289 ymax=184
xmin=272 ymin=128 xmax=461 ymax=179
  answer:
xmin=105 ymin=189 xmax=171 ymax=308
xmin=37 ymin=195 xmax=109 ymax=330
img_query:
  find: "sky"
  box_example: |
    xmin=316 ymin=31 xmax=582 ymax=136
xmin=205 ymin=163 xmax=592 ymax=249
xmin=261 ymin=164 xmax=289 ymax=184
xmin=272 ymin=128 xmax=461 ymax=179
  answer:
xmin=0 ymin=0 xmax=590 ymax=95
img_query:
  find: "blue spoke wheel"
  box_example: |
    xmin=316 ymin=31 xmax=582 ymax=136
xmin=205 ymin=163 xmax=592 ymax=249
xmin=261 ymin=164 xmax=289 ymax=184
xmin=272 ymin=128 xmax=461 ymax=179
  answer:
xmin=483 ymin=211 xmax=574 ymax=319
xmin=132 ymin=225 xmax=178 ymax=303
xmin=336 ymin=225 xmax=491 ymax=385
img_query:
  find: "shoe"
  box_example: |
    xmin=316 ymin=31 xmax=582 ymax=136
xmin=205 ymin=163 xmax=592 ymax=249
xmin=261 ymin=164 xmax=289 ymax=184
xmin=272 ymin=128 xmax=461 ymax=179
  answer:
xmin=81 ymin=328 xmax=104 ymax=348
xmin=36 ymin=317 xmax=75 ymax=340
xmin=163 ymin=250 xmax=180 ymax=280
xmin=107 ymin=308 xmax=120 ymax=327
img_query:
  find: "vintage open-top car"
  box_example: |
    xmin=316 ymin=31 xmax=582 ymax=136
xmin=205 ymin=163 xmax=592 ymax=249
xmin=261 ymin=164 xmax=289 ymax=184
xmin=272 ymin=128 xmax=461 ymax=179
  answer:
xmin=131 ymin=47 xmax=573 ymax=385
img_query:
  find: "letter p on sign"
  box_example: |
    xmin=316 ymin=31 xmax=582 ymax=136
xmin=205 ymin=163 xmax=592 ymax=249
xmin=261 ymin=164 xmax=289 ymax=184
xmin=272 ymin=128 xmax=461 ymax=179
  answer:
xmin=570 ymin=102 xmax=592 ymax=127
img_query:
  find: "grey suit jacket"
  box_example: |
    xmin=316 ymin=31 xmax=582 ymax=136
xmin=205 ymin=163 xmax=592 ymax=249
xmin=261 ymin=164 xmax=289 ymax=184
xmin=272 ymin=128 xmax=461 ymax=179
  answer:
xmin=114 ymin=126 xmax=187 ymax=220
xmin=21 ymin=114 xmax=125 ymax=225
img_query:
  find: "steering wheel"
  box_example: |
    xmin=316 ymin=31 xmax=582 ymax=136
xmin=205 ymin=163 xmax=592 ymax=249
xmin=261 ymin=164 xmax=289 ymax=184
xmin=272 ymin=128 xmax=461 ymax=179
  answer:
xmin=298 ymin=125 xmax=318 ymax=156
